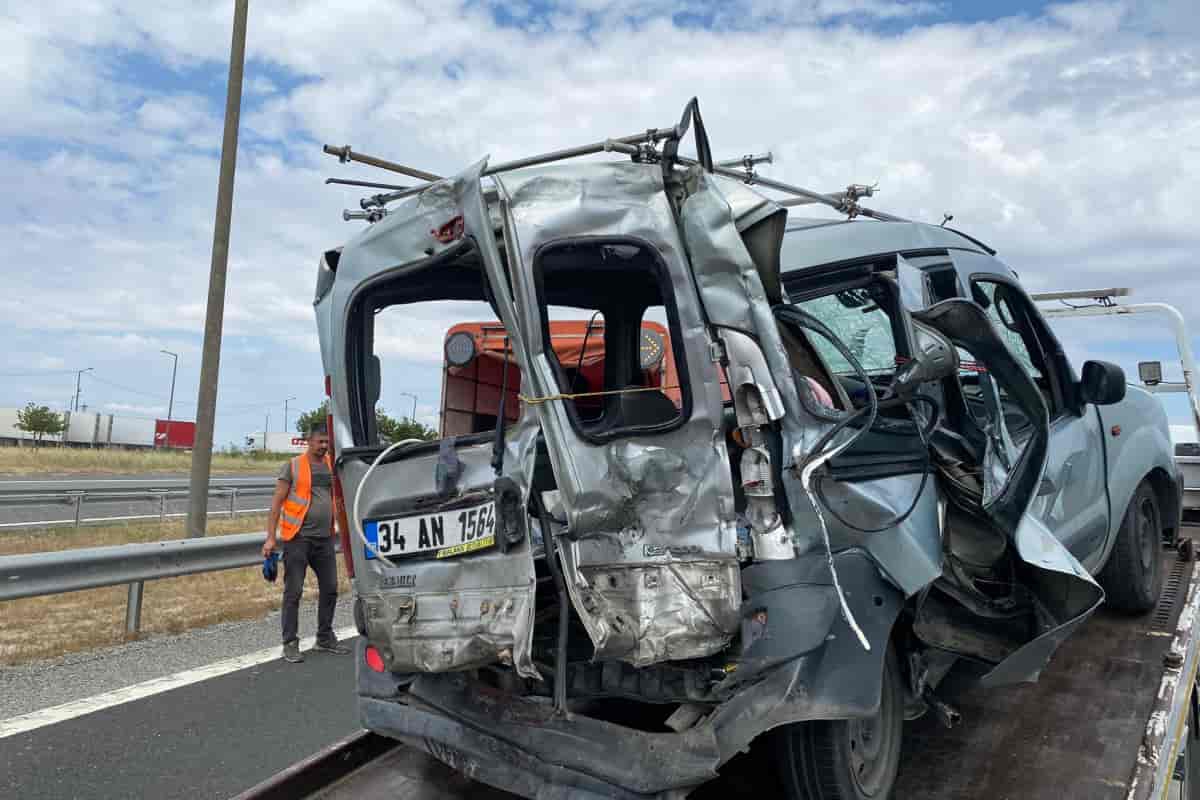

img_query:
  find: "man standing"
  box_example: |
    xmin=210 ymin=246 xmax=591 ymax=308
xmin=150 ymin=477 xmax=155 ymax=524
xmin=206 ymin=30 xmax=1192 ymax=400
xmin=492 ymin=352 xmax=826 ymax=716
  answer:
xmin=263 ymin=421 xmax=349 ymax=662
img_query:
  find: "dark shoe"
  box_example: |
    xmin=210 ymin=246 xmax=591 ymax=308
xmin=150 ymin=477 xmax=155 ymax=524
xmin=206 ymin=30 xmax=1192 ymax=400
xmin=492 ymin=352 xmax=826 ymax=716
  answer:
xmin=312 ymin=639 xmax=350 ymax=655
xmin=283 ymin=640 xmax=305 ymax=663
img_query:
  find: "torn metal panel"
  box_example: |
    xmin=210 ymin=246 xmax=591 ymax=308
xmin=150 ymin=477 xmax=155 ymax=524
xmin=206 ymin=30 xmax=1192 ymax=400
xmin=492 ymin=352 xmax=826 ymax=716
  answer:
xmin=791 ymin=472 xmax=942 ymax=596
xmin=976 ymin=513 xmax=1104 ymax=687
xmin=493 ymin=162 xmax=741 ymax=666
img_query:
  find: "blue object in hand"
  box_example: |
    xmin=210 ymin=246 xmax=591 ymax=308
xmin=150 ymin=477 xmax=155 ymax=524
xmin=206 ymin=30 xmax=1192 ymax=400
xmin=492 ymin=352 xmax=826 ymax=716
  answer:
xmin=262 ymin=551 xmax=279 ymax=583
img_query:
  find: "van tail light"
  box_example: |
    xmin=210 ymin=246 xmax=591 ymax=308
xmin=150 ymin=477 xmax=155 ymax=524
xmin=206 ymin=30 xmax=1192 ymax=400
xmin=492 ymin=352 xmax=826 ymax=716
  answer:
xmin=326 ymin=376 xmax=355 ymax=578
xmin=365 ymin=644 xmax=386 ymax=673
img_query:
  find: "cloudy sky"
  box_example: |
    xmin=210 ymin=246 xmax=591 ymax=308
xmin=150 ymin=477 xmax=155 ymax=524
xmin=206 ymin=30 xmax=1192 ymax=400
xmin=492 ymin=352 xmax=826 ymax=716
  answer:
xmin=2 ymin=0 xmax=1198 ymax=449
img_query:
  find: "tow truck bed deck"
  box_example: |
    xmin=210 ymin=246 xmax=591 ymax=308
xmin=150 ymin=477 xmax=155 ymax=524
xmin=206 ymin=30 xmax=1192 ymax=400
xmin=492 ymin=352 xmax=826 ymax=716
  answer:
xmin=242 ymin=542 xmax=1199 ymax=800
xmin=894 ymin=548 xmax=1196 ymax=800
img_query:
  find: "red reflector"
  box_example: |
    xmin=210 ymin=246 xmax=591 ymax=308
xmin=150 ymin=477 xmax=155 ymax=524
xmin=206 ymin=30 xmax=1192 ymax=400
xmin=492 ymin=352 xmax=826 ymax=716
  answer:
xmin=365 ymin=645 xmax=385 ymax=673
xmin=431 ymin=215 xmax=464 ymax=244
xmin=325 ymin=375 xmax=332 ymax=397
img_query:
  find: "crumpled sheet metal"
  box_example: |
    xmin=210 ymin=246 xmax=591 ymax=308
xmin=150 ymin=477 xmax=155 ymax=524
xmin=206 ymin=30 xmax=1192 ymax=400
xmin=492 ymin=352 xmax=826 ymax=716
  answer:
xmin=329 ymin=159 xmax=542 ymax=679
xmin=493 ymin=162 xmax=741 ymax=665
xmin=794 ymin=470 xmax=942 ymax=596
xmin=977 ymin=512 xmax=1104 ymax=687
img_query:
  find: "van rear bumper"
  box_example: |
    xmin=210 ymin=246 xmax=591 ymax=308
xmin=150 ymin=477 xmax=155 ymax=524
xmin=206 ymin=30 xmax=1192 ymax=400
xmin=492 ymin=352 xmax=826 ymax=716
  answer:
xmin=358 ymin=692 xmax=700 ymax=799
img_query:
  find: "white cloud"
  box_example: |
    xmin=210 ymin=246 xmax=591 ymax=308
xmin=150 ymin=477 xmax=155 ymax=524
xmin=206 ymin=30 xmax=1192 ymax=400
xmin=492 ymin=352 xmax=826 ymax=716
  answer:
xmin=1 ymin=0 xmax=1198 ymax=445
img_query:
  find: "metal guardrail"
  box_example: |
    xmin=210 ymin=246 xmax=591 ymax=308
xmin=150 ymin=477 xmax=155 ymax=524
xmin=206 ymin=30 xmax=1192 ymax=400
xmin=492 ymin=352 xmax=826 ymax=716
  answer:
xmin=0 ymin=477 xmax=275 ymax=529
xmin=0 ymin=532 xmax=264 ymax=635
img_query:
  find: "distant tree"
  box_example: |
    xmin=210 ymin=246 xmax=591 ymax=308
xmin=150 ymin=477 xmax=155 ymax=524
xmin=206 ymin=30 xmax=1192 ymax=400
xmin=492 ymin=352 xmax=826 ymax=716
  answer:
xmin=14 ymin=403 xmax=65 ymax=447
xmin=376 ymin=411 xmax=438 ymax=443
xmin=296 ymin=402 xmax=328 ymax=436
xmin=297 ymin=401 xmax=437 ymax=443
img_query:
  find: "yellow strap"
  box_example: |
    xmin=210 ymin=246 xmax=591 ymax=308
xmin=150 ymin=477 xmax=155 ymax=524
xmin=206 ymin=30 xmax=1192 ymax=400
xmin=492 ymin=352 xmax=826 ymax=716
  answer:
xmin=519 ymin=385 xmax=680 ymax=407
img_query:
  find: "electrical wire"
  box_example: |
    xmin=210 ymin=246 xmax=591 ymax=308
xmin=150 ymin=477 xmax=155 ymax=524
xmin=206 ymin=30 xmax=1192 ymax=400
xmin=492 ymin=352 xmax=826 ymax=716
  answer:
xmin=813 ymin=393 xmax=939 ymax=534
xmin=86 ymin=373 xmax=168 ymax=400
xmin=569 ymin=311 xmax=603 ymax=395
xmin=350 ymin=438 xmax=428 ymax=570
xmin=775 ymin=305 xmax=878 ymax=651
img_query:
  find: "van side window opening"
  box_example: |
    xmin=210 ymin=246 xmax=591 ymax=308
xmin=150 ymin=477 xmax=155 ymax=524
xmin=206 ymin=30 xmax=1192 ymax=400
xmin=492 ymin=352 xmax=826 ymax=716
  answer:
xmin=968 ymin=277 xmax=1067 ymax=419
xmin=534 ymin=240 xmax=690 ymax=438
xmin=347 ymin=245 xmax=520 ymax=447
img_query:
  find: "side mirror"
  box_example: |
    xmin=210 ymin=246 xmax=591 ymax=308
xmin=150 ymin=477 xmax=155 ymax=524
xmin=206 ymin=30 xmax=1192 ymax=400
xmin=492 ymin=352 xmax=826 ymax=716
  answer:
xmin=1079 ymin=360 xmax=1126 ymax=406
xmin=891 ymin=320 xmax=960 ymax=398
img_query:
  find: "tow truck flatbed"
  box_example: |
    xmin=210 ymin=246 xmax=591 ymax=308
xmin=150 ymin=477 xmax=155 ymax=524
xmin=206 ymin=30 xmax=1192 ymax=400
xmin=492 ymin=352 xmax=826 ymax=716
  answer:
xmin=238 ymin=541 xmax=1200 ymax=800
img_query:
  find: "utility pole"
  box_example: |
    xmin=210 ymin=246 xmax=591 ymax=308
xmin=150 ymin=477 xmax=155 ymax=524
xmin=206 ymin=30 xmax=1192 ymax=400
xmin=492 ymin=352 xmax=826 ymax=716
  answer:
xmin=284 ymin=396 xmax=296 ymax=434
xmin=264 ymin=412 xmax=269 ymax=452
xmin=160 ymin=350 xmax=178 ymax=448
xmin=187 ymin=0 xmax=248 ymax=539
xmin=73 ymin=367 xmax=93 ymax=411
xmin=398 ymin=391 xmax=418 ymax=421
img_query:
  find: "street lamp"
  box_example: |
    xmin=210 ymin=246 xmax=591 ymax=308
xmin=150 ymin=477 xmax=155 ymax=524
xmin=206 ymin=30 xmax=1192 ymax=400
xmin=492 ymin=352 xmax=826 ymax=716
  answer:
xmin=397 ymin=391 xmax=418 ymax=421
xmin=73 ymin=367 xmax=93 ymax=412
xmin=284 ymin=396 xmax=296 ymax=434
xmin=160 ymin=350 xmax=178 ymax=449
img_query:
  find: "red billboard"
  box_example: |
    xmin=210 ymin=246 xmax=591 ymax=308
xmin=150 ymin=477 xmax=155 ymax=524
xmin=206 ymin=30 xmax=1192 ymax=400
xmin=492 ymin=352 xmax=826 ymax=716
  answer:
xmin=155 ymin=419 xmax=196 ymax=449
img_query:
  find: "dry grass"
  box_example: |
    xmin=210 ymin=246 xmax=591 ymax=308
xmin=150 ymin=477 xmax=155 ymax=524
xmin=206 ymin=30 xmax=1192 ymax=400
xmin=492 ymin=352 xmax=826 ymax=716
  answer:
xmin=0 ymin=515 xmax=351 ymax=665
xmin=0 ymin=446 xmax=288 ymax=475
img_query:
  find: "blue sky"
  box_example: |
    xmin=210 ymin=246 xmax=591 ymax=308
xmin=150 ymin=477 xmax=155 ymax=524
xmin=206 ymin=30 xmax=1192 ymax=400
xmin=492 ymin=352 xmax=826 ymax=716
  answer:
xmin=1 ymin=0 xmax=1198 ymax=450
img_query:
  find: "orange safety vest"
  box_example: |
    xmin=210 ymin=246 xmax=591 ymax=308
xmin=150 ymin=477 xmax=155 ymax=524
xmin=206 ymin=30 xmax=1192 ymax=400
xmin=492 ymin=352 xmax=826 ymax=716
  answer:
xmin=279 ymin=454 xmax=334 ymax=541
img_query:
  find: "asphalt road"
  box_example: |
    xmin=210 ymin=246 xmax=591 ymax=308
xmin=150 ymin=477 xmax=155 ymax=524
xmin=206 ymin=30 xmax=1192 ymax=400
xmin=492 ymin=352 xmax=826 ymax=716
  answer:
xmin=0 ymin=474 xmax=275 ymax=529
xmin=1 ymin=641 xmax=361 ymax=800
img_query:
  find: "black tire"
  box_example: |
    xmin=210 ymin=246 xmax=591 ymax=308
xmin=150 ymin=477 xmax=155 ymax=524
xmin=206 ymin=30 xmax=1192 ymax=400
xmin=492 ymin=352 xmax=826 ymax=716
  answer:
xmin=1098 ymin=481 xmax=1163 ymax=612
xmin=774 ymin=648 xmax=903 ymax=800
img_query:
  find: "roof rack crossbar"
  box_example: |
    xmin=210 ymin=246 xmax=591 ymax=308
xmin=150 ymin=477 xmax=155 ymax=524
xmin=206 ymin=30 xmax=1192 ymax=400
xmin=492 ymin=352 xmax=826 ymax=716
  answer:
xmin=326 ymin=100 xmax=907 ymax=223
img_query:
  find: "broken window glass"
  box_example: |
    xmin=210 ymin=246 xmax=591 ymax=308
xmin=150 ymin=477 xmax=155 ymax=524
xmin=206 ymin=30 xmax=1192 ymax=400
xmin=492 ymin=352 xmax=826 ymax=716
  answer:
xmin=796 ymin=287 xmax=899 ymax=392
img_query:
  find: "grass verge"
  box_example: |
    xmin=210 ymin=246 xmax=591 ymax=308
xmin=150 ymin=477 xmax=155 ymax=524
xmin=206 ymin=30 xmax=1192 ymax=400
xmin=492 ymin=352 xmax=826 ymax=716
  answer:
xmin=0 ymin=446 xmax=288 ymax=475
xmin=0 ymin=515 xmax=351 ymax=665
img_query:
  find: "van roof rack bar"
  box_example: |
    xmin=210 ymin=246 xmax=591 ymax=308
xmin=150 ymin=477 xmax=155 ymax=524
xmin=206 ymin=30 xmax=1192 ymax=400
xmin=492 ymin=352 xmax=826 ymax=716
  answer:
xmin=1030 ymin=288 xmax=1132 ymax=303
xmin=674 ymin=153 xmax=907 ymax=222
xmin=325 ymin=177 xmax=411 ymax=191
xmin=326 ymin=103 xmax=907 ymax=223
xmin=330 ymin=124 xmax=680 ymax=209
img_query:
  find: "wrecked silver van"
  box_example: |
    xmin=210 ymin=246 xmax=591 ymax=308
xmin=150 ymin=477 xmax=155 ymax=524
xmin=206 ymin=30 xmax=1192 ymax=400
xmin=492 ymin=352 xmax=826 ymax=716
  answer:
xmin=314 ymin=100 xmax=1180 ymax=799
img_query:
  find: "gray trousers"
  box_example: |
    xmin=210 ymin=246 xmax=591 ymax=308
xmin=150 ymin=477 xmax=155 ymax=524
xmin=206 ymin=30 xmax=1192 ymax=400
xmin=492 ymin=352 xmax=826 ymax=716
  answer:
xmin=281 ymin=535 xmax=339 ymax=646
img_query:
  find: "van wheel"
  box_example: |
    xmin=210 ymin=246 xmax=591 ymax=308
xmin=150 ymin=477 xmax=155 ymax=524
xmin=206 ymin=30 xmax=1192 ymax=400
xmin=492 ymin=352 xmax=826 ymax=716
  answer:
xmin=773 ymin=648 xmax=903 ymax=800
xmin=1098 ymin=481 xmax=1163 ymax=612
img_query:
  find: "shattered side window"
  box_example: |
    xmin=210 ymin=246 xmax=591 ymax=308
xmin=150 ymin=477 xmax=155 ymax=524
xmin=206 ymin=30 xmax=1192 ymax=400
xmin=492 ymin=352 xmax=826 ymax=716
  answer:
xmin=972 ymin=280 xmax=1043 ymax=380
xmin=534 ymin=240 xmax=689 ymax=439
xmin=798 ymin=289 xmax=898 ymax=377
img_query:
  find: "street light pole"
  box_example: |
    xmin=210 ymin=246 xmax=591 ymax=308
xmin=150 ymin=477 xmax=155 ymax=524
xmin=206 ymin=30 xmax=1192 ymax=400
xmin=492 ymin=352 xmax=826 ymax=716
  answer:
xmin=73 ymin=368 xmax=93 ymax=412
xmin=398 ymin=391 xmax=417 ymax=421
xmin=187 ymin=0 xmax=249 ymax=539
xmin=284 ymin=396 xmax=296 ymax=434
xmin=160 ymin=350 xmax=178 ymax=449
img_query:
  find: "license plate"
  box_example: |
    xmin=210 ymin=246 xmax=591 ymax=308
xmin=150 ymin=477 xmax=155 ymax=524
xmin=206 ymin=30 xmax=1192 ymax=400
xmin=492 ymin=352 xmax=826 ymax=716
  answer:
xmin=363 ymin=501 xmax=496 ymax=561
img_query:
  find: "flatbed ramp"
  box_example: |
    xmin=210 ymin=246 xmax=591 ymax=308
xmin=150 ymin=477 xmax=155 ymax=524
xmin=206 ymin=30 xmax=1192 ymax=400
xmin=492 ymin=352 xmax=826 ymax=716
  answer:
xmin=238 ymin=547 xmax=1199 ymax=800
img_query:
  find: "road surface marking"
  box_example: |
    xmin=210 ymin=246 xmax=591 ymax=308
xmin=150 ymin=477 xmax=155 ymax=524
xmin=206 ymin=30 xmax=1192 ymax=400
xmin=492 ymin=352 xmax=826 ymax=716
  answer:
xmin=0 ymin=625 xmax=358 ymax=739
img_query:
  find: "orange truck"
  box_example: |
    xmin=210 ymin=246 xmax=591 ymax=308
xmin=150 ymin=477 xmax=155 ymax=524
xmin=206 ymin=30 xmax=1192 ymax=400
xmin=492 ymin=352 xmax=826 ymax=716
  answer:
xmin=438 ymin=319 xmax=681 ymax=437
